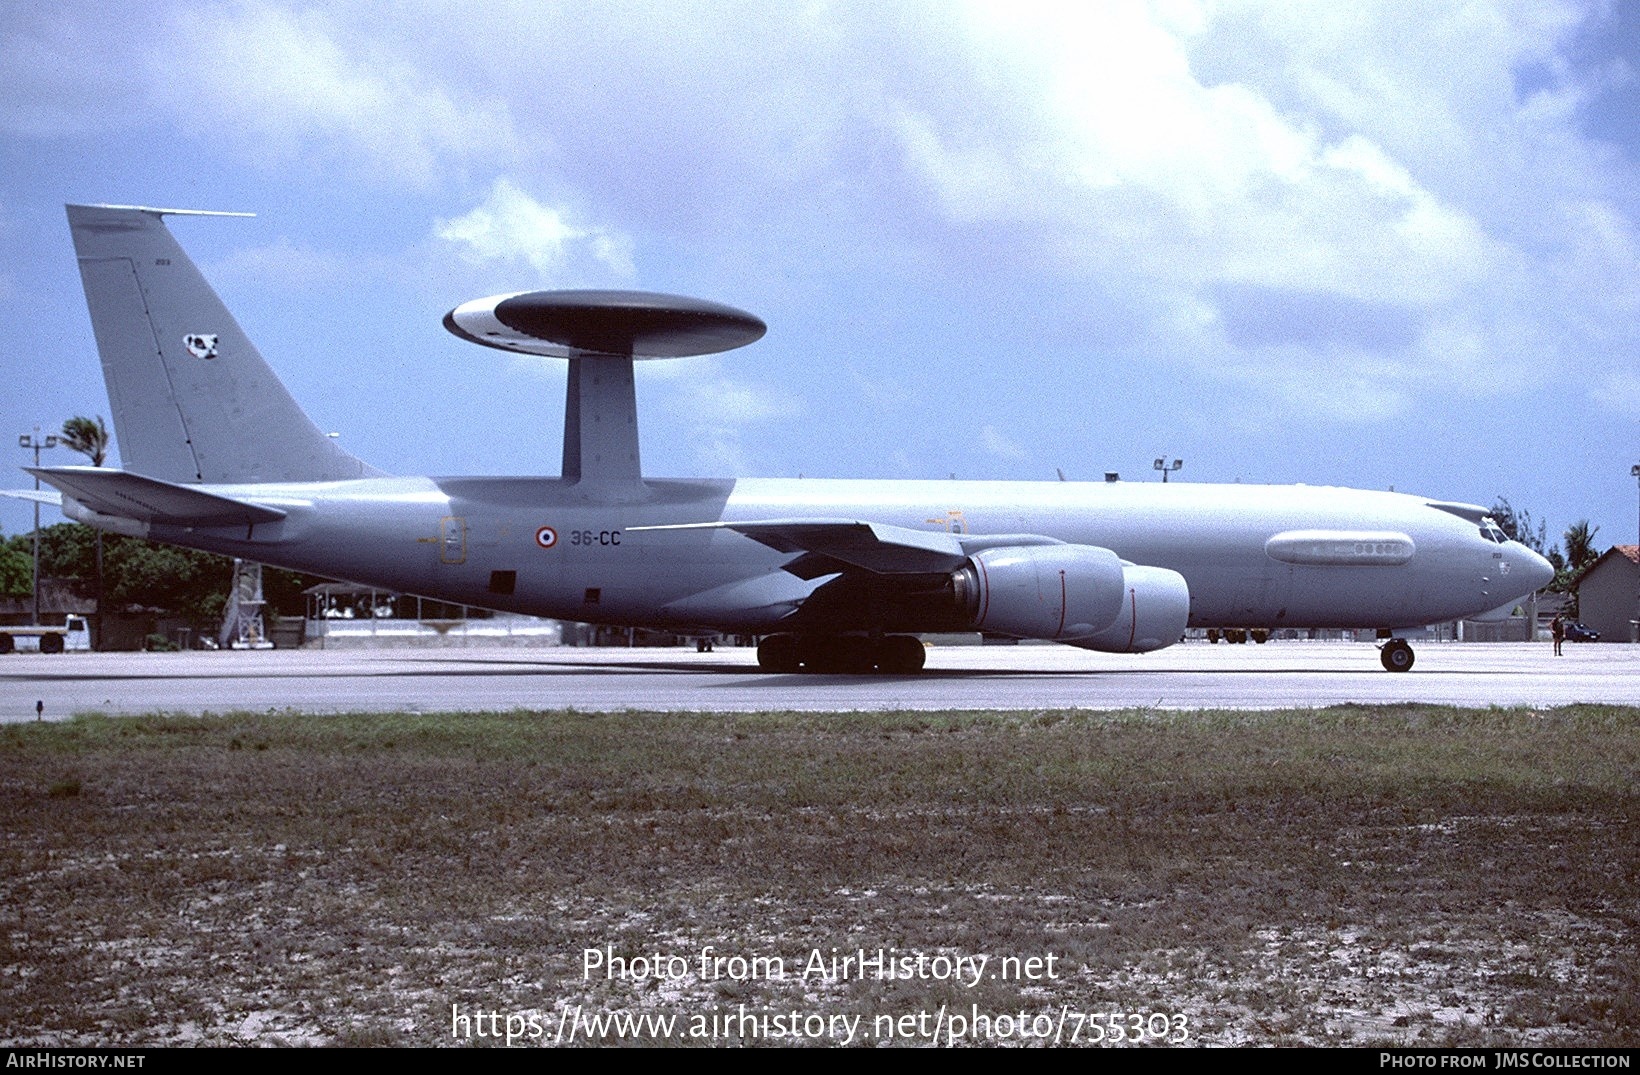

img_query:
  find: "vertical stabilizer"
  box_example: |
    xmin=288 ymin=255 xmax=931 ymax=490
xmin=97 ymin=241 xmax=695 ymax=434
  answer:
xmin=66 ymin=204 xmax=380 ymax=484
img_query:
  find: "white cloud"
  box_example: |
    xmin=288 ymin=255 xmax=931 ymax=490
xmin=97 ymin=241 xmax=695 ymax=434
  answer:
xmin=643 ymin=359 xmax=797 ymax=476
xmin=672 ymin=374 xmax=794 ymax=427
xmin=435 ymin=179 xmax=634 ymax=282
xmin=897 ymin=2 xmax=1499 ymax=306
xmin=877 ymin=0 xmax=1637 ymax=425
xmin=981 ymin=424 xmax=1030 ymax=461
xmin=698 ymin=381 xmax=788 ymax=425
xmin=150 ymin=2 xmax=525 ymax=184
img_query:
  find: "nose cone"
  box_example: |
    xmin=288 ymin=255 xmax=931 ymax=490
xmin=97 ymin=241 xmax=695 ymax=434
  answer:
xmin=1515 ymin=544 xmax=1556 ymax=595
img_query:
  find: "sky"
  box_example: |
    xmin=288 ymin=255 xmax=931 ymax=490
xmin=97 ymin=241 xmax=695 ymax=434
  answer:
xmin=3 ymin=0 xmax=1637 ymax=556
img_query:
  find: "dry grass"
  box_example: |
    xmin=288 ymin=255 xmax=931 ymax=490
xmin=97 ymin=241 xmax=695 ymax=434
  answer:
xmin=2 ymin=705 xmax=1636 ymax=1047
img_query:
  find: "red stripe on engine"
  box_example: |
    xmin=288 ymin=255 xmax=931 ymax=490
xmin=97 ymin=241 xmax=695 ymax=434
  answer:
xmin=1057 ymin=570 xmax=1067 ymax=637
xmin=977 ymin=555 xmax=990 ymax=626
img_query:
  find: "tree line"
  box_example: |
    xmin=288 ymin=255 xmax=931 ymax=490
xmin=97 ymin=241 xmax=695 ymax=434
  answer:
xmin=1 ymin=522 xmax=317 ymax=623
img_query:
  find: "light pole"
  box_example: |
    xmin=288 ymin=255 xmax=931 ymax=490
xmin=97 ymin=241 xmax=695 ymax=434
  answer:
xmin=18 ymin=429 xmax=58 ymax=626
xmin=1154 ymin=457 xmax=1183 ymax=483
xmin=1631 ymin=463 xmax=1639 ymax=547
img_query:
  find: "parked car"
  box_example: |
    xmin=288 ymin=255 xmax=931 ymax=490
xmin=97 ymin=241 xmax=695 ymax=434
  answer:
xmin=1565 ymin=621 xmax=1600 ymax=642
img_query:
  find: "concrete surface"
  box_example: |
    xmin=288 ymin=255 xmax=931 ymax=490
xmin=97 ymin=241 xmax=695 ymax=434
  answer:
xmin=2 ymin=640 xmax=1634 ymax=720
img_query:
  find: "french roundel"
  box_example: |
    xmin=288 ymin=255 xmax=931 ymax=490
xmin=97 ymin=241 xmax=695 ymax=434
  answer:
xmin=535 ymin=526 xmax=558 ymax=549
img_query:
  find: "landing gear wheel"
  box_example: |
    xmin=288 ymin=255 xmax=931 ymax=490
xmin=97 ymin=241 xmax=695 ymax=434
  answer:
xmin=879 ymin=635 xmax=926 ymax=675
xmin=757 ymin=633 xmax=928 ymax=674
xmin=1380 ymin=639 xmax=1415 ymax=673
xmin=756 ymin=634 xmax=800 ymax=673
xmin=803 ymin=636 xmax=873 ymax=674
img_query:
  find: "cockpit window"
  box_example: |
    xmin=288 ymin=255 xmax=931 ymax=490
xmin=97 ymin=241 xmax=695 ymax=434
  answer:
xmin=1478 ymin=517 xmax=1509 ymax=544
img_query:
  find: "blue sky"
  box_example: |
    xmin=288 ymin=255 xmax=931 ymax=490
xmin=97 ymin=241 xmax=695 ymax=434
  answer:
xmin=3 ymin=0 xmax=1637 ymax=555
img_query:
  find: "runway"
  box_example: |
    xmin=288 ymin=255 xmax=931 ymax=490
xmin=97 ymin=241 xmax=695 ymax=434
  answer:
xmin=2 ymin=640 xmax=1634 ymax=720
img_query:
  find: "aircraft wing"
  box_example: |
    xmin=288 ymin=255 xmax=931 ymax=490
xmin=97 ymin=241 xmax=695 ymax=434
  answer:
xmin=634 ymin=518 xmax=1068 ymax=578
xmin=634 ymin=518 xmax=971 ymax=576
xmin=26 ymin=466 xmax=287 ymax=526
xmin=0 ymin=488 xmax=63 ymax=508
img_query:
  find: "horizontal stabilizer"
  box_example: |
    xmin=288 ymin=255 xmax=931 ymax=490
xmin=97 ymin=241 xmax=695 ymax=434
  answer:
xmin=0 ymin=488 xmax=63 ymax=508
xmin=26 ymin=466 xmax=286 ymax=526
xmin=633 ymin=518 xmax=971 ymax=575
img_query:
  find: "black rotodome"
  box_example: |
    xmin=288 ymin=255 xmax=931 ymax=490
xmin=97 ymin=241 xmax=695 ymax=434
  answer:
xmin=490 ymin=290 xmax=766 ymax=357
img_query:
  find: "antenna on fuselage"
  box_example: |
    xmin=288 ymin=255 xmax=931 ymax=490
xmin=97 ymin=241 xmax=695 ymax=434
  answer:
xmin=443 ymin=290 xmax=765 ymax=500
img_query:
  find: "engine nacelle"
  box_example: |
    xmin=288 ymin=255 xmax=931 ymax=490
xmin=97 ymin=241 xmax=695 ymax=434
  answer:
xmin=955 ymin=544 xmax=1126 ymax=641
xmin=61 ymin=497 xmax=151 ymax=539
xmin=1069 ymin=564 xmax=1190 ymax=653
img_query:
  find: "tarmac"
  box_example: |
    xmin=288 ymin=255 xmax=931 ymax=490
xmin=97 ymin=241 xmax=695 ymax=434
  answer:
xmin=1 ymin=640 xmax=1635 ymax=720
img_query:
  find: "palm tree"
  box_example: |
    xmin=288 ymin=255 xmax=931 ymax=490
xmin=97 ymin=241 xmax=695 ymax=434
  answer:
xmin=1563 ymin=520 xmax=1600 ymax=574
xmin=60 ymin=416 xmax=111 ymax=648
xmin=59 ymin=416 xmax=109 ymax=467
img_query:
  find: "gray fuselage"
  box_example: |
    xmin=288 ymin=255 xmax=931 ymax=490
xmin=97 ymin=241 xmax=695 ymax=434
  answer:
xmin=145 ymin=475 xmax=1547 ymax=635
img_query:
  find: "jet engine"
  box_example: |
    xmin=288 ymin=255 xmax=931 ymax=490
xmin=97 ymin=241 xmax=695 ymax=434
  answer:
xmin=1069 ymin=564 xmax=1190 ymax=653
xmin=952 ymin=544 xmax=1127 ymax=641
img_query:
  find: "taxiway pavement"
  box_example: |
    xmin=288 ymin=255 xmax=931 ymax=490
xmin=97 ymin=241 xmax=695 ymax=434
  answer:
xmin=2 ymin=641 xmax=1634 ymax=721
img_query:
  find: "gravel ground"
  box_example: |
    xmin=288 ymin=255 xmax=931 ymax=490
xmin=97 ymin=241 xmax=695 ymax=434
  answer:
xmin=2 ymin=706 xmax=1635 ymax=1047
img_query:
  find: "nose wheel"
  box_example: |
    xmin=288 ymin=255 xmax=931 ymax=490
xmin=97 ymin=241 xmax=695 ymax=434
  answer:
xmin=1379 ymin=638 xmax=1415 ymax=672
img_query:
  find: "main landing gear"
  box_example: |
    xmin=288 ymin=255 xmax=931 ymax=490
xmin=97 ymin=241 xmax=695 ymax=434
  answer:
xmin=756 ymin=633 xmax=927 ymax=675
xmin=1378 ymin=638 xmax=1415 ymax=673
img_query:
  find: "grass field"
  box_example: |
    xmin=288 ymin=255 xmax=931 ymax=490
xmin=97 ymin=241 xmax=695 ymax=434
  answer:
xmin=2 ymin=705 xmax=1636 ymax=1047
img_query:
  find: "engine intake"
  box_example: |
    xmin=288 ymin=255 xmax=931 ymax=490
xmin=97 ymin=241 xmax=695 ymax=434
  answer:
xmin=1070 ymin=564 xmax=1191 ymax=653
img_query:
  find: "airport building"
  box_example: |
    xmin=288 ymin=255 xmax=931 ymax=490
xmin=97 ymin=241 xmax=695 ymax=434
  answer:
xmin=1573 ymin=545 xmax=1640 ymax=643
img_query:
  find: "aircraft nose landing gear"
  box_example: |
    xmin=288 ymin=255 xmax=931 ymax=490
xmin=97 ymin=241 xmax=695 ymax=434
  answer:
xmin=1379 ymin=638 xmax=1415 ymax=672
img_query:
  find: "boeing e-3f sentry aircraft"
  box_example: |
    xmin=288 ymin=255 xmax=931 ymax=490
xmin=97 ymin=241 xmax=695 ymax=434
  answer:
xmin=25 ymin=204 xmax=1555 ymax=673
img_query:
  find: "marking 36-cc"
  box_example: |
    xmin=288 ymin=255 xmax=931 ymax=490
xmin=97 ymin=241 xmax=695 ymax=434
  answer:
xmin=568 ymin=529 xmax=621 ymax=547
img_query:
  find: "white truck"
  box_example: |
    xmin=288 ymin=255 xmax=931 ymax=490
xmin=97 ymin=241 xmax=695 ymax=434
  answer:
xmin=0 ymin=615 xmax=92 ymax=654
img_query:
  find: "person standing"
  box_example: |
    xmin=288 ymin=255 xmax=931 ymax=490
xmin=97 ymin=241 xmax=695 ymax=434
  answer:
xmin=1551 ymin=614 xmax=1565 ymax=656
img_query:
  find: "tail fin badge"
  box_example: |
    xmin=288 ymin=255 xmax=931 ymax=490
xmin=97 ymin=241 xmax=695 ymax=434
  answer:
xmin=184 ymin=334 xmax=219 ymax=360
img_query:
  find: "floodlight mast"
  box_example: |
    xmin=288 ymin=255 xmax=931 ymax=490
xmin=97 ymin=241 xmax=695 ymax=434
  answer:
xmin=18 ymin=428 xmax=59 ymax=625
